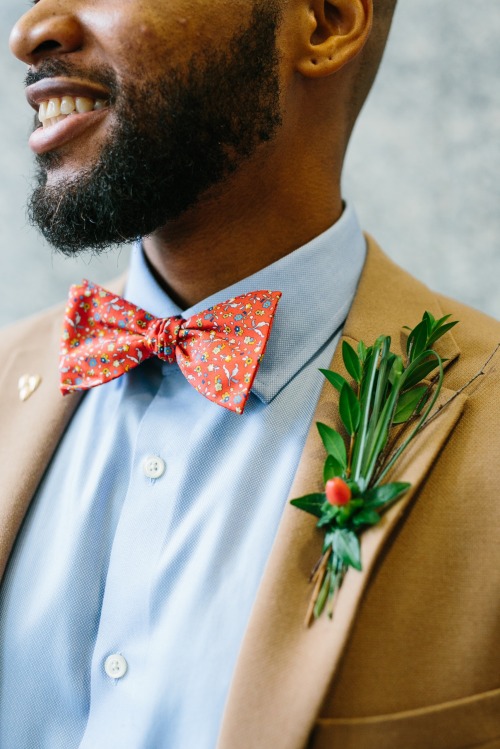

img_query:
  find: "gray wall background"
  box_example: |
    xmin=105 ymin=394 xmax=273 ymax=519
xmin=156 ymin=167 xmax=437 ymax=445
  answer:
xmin=1 ymin=2 xmax=499 ymax=327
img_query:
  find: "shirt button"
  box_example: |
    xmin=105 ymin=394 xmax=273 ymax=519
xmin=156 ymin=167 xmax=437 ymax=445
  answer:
xmin=143 ymin=455 xmax=166 ymax=479
xmin=105 ymin=654 xmax=128 ymax=680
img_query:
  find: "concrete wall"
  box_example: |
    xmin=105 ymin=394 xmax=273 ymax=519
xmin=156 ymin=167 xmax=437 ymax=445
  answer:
xmin=1 ymin=2 xmax=499 ymax=326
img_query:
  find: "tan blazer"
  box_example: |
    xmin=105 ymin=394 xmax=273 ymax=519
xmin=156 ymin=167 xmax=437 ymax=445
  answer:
xmin=1 ymin=237 xmax=499 ymax=749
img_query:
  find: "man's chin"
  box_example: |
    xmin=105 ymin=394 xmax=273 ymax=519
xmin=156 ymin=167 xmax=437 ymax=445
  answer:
xmin=28 ymin=180 xmax=121 ymax=256
xmin=35 ymin=150 xmax=99 ymax=185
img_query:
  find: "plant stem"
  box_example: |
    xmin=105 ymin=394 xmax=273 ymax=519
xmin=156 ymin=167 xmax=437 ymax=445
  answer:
xmin=352 ymin=338 xmax=385 ymax=481
xmin=346 ymin=433 xmax=355 ymax=478
xmin=309 ymin=554 xmax=324 ymax=583
xmin=305 ymin=548 xmax=331 ymax=627
xmin=327 ymin=573 xmax=339 ymax=619
xmin=371 ymin=384 xmax=431 ymax=485
xmin=363 ymin=337 xmax=392 ymax=468
xmin=314 ymin=571 xmax=331 ymax=620
xmin=417 ymin=343 xmax=500 ymax=433
xmin=363 ymin=358 xmax=404 ymax=485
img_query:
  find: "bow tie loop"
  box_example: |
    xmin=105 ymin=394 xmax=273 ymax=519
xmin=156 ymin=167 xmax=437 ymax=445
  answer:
xmin=60 ymin=281 xmax=282 ymax=414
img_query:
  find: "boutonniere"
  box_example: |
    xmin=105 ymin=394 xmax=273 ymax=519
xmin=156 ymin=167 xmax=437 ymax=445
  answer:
xmin=292 ymin=311 xmax=459 ymax=626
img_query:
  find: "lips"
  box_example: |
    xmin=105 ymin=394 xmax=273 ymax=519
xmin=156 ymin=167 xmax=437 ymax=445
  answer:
xmin=26 ymin=76 xmax=111 ymax=109
xmin=26 ymin=77 xmax=112 ymax=155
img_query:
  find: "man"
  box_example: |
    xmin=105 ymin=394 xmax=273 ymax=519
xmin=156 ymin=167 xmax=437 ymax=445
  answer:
xmin=1 ymin=0 xmax=499 ymax=747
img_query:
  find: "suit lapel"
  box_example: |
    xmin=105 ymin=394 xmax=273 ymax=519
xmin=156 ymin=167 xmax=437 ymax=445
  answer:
xmin=0 ymin=309 xmax=82 ymax=580
xmin=217 ymin=238 xmax=467 ymax=749
xmin=0 ymin=276 xmax=126 ymax=581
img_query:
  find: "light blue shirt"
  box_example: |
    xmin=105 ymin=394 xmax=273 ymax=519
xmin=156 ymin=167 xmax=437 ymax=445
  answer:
xmin=0 ymin=206 xmax=366 ymax=749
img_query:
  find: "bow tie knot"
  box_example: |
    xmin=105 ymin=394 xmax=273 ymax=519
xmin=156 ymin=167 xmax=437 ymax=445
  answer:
xmin=60 ymin=281 xmax=282 ymax=414
xmin=145 ymin=316 xmax=188 ymax=363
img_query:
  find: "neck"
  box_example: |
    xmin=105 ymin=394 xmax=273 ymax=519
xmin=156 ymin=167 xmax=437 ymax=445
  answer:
xmin=142 ymin=146 xmax=343 ymax=308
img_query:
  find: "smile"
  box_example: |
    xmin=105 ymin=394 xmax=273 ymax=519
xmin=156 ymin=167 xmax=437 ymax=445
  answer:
xmin=29 ymin=103 xmax=110 ymax=156
xmin=38 ymin=96 xmax=109 ymax=129
xmin=25 ymin=77 xmax=113 ymax=154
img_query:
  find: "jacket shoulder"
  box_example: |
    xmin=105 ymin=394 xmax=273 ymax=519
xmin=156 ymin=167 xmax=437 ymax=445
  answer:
xmin=432 ymin=291 xmax=500 ymax=392
xmin=0 ymin=273 xmax=126 ymax=357
xmin=0 ymin=303 xmax=66 ymax=360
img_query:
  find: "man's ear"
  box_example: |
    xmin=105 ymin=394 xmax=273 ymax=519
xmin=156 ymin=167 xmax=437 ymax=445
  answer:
xmin=295 ymin=0 xmax=373 ymax=79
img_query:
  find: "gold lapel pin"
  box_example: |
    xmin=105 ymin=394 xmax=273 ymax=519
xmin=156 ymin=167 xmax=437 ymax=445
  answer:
xmin=18 ymin=374 xmax=42 ymax=402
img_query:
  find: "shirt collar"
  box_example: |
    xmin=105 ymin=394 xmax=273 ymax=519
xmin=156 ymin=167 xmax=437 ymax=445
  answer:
xmin=125 ymin=204 xmax=366 ymax=404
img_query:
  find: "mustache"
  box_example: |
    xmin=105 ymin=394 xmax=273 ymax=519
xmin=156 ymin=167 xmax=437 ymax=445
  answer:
xmin=25 ymin=59 xmax=118 ymax=98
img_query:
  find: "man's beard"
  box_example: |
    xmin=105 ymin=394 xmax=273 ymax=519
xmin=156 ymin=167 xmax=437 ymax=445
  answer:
xmin=27 ymin=2 xmax=282 ymax=256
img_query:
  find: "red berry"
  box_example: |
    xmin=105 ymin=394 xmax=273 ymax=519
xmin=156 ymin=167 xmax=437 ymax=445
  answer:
xmin=325 ymin=478 xmax=351 ymax=506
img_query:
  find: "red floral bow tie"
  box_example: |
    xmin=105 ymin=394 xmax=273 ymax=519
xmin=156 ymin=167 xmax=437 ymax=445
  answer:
xmin=60 ymin=281 xmax=282 ymax=414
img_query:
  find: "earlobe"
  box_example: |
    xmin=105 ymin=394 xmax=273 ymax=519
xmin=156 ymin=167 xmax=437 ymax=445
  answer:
xmin=295 ymin=0 xmax=373 ymax=79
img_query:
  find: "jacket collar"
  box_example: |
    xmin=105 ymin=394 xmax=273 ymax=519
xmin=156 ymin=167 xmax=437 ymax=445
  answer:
xmin=216 ymin=236 xmax=466 ymax=749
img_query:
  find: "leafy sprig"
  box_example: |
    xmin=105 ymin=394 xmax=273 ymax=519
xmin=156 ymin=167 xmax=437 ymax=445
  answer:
xmin=291 ymin=311 xmax=458 ymax=625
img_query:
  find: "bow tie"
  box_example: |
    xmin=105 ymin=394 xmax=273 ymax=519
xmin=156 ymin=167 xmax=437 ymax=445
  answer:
xmin=60 ymin=281 xmax=282 ymax=414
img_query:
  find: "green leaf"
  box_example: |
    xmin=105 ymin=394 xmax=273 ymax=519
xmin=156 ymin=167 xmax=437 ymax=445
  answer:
xmin=375 ymin=351 xmax=445 ymax=486
xmin=317 ymin=505 xmax=339 ymax=527
xmin=352 ymin=508 xmax=380 ymax=527
xmin=423 ymin=311 xmax=435 ymax=331
xmin=385 ymin=353 xmax=396 ymax=385
xmin=290 ymin=493 xmax=326 ymax=518
xmin=335 ymin=506 xmax=352 ymax=527
xmin=406 ymin=313 xmax=458 ymax=363
xmin=323 ymin=455 xmax=344 ymax=482
xmin=407 ymin=320 xmax=428 ymax=362
xmin=390 ymin=355 xmax=404 ymax=381
xmin=320 ymin=368 xmax=347 ymax=393
xmin=317 ymin=423 xmax=347 ymax=468
xmin=339 ymin=382 xmax=361 ymax=436
xmin=403 ymin=357 xmax=440 ymax=389
xmin=434 ymin=313 xmax=452 ymax=328
xmin=427 ymin=320 xmax=459 ymax=349
xmin=393 ymin=386 xmax=428 ymax=424
xmin=357 ymin=340 xmax=367 ymax=363
xmin=346 ymin=479 xmax=362 ymax=495
xmin=342 ymin=340 xmax=361 ymax=382
xmin=332 ymin=529 xmax=362 ymax=571
xmin=363 ymin=482 xmax=411 ymax=509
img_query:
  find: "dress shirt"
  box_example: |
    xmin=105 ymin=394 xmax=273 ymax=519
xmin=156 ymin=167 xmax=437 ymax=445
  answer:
xmin=0 ymin=205 xmax=366 ymax=749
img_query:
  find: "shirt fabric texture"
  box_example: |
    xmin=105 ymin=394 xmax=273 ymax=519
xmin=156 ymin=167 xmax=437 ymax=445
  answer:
xmin=0 ymin=206 xmax=366 ymax=749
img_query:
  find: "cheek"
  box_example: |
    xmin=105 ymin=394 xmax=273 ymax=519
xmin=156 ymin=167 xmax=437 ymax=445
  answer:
xmin=120 ymin=2 xmax=247 ymax=55
xmin=82 ymin=0 xmax=250 ymax=81
xmin=84 ymin=5 xmax=193 ymax=74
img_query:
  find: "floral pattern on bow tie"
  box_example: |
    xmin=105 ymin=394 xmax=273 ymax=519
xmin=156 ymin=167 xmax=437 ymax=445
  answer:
xmin=60 ymin=281 xmax=282 ymax=414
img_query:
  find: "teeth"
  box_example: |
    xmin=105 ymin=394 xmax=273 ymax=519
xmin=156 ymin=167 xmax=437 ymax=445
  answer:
xmin=43 ymin=115 xmax=67 ymax=129
xmin=38 ymin=95 xmax=109 ymax=127
xmin=75 ymin=96 xmax=94 ymax=113
xmin=60 ymin=96 xmax=76 ymax=115
xmin=46 ymin=97 xmax=61 ymax=118
xmin=38 ymin=101 xmax=48 ymax=123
